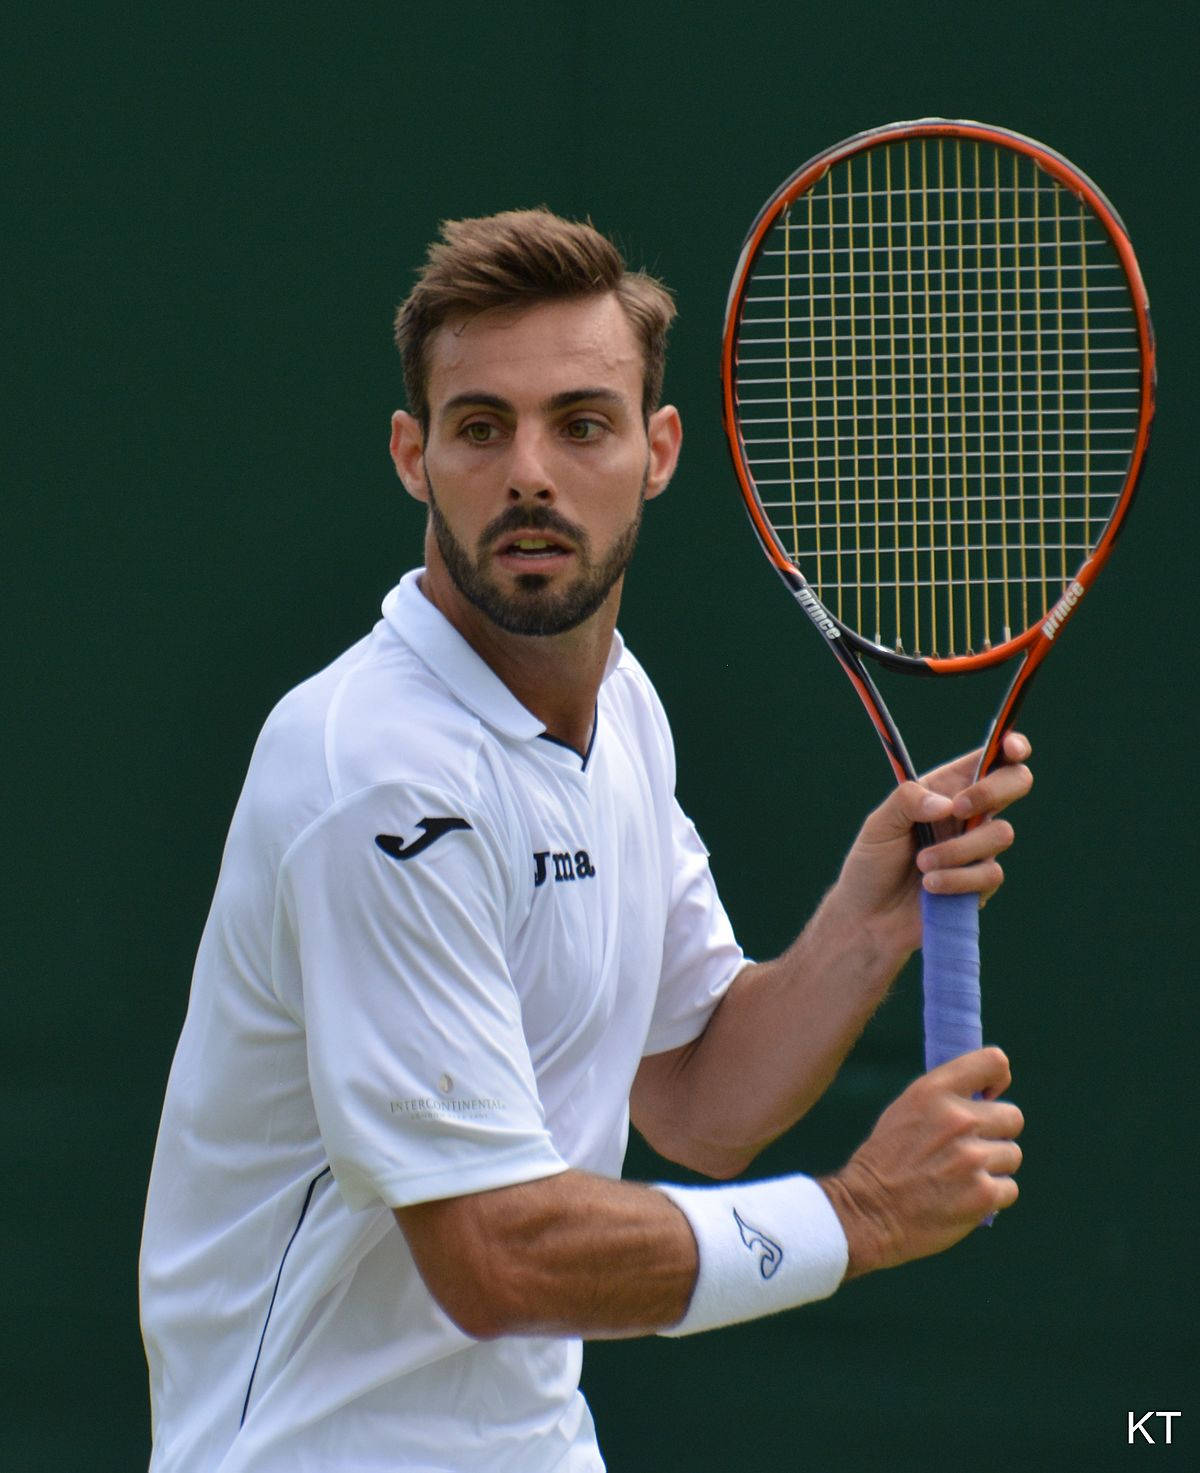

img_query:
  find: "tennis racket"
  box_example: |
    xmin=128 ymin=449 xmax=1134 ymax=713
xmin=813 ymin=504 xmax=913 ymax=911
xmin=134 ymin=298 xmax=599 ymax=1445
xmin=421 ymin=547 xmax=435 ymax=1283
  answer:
xmin=721 ymin=119 xmax=1154 ymax=1072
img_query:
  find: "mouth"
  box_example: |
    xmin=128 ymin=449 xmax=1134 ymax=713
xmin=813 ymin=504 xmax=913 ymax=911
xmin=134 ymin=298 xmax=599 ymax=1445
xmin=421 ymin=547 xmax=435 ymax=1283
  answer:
xmin=493 ymin=531 xmax=575 ymax=567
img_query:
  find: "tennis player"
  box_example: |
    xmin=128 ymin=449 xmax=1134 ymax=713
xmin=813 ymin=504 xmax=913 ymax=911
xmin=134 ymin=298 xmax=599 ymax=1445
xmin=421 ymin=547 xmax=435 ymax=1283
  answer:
xmin=139 ymin=209 xmax=1030 ymax=1472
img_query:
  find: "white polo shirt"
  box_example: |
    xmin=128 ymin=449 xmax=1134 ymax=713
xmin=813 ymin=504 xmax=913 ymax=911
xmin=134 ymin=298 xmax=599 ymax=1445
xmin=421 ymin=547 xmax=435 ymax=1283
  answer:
xmin=140 ymin=571 xmax=746 ymax=1472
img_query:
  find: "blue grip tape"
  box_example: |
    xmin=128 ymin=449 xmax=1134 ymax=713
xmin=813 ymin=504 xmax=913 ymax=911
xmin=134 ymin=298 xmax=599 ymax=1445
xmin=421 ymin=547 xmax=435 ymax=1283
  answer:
xmin=921 ymin=889 xmax=982 ymax=1072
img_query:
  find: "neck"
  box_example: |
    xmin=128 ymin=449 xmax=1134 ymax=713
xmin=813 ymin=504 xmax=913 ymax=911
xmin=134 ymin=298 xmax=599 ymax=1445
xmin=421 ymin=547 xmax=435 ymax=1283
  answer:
xmin=418 ymin=559 xmax=618 ymax=758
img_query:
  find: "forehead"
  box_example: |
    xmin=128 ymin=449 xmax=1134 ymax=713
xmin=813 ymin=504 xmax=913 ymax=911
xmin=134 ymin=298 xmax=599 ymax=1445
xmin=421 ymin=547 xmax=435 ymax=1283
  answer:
xmin=425 ymin=293 xmax=642 ymax=411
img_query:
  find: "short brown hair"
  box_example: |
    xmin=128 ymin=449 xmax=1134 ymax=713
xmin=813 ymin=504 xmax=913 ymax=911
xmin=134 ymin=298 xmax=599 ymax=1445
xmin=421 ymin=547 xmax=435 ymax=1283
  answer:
xmin=393 ymin=208 xmax=676 ymax=427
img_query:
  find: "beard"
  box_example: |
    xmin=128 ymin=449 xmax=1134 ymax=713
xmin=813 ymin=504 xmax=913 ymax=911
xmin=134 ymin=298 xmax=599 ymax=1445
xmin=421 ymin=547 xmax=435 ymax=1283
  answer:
xmin=425 ymin=470 xmax=646 ymax=637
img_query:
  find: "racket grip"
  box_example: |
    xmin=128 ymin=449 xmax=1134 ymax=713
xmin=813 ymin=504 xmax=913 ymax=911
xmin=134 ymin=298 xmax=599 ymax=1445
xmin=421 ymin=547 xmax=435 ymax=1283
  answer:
xmin=920 ymin=889 xmax=982 ymax=1072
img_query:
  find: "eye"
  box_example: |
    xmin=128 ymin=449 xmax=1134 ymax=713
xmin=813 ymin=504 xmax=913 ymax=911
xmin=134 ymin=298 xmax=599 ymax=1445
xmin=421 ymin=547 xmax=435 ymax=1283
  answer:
xmin=461 ymin=421 xmax=499 ymax=445
xmin=563 ymin=417 xmax=605 ymax=442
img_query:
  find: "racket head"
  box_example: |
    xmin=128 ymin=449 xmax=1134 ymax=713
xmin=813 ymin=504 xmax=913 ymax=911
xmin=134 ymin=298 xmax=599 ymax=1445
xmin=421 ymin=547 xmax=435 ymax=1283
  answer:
xmin=722 ymin=118 xmax=1155 ymax=674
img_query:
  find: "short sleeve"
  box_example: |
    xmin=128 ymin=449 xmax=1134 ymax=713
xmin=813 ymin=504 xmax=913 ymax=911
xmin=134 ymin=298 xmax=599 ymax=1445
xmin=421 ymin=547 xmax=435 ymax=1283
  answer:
xmin=277 ymin=782 xmax=568 ymax=1211
xmin=641 ymin=800 xmax=747 ymax=1057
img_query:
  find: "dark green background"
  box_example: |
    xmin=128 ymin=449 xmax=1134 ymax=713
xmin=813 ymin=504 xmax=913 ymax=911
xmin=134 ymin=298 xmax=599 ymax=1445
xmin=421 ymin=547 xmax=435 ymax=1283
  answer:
xmin=9 ymin=3 xmax=1197 ymax=1469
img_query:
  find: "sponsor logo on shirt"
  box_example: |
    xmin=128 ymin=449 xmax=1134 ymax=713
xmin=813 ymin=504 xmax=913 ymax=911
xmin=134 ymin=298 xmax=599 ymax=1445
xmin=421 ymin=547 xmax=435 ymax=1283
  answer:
xmin=375 ymin=817 xmax=472 ymax=861
xmin=389 ymin=1094 xmax=502 ymax=1122
xmin=533 ymin=849 xmax=596 ymax=888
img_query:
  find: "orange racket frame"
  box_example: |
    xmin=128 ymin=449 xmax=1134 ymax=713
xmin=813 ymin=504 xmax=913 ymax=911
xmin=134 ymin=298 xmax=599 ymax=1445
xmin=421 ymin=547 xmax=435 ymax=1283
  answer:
xmin=721 ymin=118 xmax=1156 ymax=786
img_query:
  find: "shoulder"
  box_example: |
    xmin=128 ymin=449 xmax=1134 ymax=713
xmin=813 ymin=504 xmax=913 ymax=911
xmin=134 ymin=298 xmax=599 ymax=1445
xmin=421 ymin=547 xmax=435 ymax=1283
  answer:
xmin=294 ymin=621 xmax=499 ymax=779
xmin=242 ymin=619 xmax=506 ymax=862
xmin=325 ymin=628 xmax=493 ymax=801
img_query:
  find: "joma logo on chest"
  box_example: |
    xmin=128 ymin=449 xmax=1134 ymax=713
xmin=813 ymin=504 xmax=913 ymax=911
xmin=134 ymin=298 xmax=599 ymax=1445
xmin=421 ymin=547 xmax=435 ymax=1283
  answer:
xmin=533 ymin=850 xmax=596 ymax=887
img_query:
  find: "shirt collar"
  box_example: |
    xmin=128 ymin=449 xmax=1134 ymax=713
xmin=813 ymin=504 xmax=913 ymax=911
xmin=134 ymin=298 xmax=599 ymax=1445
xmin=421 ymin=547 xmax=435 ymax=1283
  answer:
xmin=381 ymin=569 xmax=626 ymax=742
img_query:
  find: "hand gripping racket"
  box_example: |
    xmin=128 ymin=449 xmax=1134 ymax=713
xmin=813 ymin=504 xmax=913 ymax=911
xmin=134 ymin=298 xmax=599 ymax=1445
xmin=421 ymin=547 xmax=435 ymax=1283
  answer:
xmin=721 ymin=119 xmax=1154 ymax=1071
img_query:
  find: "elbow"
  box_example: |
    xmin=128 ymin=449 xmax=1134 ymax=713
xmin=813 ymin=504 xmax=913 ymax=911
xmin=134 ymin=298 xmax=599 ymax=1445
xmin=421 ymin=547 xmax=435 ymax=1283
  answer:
xmin=638 ymin=1124 xmax=756 ymax=1182
xmin=418 ymin=1244 xmax=526 ymax=1341
xmin=696 ymin=1151 xmax=753 ymax=1182
xmin=395 ymin=1200 xmax=530 ymax=1341
xmin=437 ymin=1282 xmax=512 ymax=1342
xmin=682 ymin=1145 xmax=756 ymax=1182
xmin=631 ymin=1047 xmax=763 ymax=1182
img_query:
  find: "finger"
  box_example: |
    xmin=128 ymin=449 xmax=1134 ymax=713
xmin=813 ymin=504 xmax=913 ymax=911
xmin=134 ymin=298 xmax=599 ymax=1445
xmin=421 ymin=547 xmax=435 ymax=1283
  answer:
xmin=969 ymin=1100 xmax=1025 ymax=1141
xmin=988 ymin=1175 xmax=1020 ymax=1214
xmin=1001 ymin=730 xmax=1032 ymax=763
xmin=920 ymin=858 xmax=1005 ymax=899
xmin=983 ymin=1140 xmax=1024 ymax=1177
xmin=917 ymin=820 xmax=1015 ymax=874
xmin=949 ymin=763 xmax=1033 ymax=822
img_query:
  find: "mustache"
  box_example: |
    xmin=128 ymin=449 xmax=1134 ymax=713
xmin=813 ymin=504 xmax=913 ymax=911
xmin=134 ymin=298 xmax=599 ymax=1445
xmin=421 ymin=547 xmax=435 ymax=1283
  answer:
xmin=477 ymin=503 xmax=589 ymax=555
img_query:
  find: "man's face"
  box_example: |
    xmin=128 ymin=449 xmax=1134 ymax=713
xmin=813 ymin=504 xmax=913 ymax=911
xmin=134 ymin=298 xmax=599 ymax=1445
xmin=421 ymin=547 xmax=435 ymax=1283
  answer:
xmin=391 ymin=294 xmax=680 ymax=638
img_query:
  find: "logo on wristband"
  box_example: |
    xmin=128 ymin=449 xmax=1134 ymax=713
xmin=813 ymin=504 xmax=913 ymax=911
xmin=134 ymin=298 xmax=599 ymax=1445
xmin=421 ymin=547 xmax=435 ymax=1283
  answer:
xmin=733 ymin=1208 xmax=783 ymax=1280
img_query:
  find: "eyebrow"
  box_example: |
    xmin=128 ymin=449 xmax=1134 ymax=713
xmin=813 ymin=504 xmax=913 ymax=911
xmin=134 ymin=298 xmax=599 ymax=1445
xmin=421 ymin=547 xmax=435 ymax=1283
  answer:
xmin=545 ymin=388 xmax=626 ymax=412
xmin=438 ymin=387 xmax=629 ymax=419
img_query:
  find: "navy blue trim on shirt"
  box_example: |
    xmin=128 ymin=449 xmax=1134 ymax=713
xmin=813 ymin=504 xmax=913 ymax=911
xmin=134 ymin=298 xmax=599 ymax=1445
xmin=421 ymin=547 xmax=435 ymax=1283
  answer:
xmin=536 ymin=705 xmax=599 ymax=770
xmin=240 ymin=1166 xmax=333 ymax=1428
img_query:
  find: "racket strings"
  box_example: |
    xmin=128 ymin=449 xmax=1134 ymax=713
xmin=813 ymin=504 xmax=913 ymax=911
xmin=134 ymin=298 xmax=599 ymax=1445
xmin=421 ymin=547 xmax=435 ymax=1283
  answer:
xmin=734 ymin=137 xmax=1143 ymax=656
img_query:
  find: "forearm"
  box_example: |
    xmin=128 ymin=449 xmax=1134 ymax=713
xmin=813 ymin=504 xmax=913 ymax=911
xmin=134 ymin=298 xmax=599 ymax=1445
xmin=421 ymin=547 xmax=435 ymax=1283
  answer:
xmin=397 ymin=1171 xmax=697 ymax=1340
xmin=635 ymin=884 xmax=912 ymax=1176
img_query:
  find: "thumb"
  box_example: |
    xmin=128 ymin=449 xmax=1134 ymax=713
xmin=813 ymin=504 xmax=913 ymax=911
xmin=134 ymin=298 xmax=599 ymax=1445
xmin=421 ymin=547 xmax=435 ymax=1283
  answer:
xmin=926 ymin=1045 xmax=1013 ymax=1099
xmin=870 ymin=781 xmax=955 ymax=840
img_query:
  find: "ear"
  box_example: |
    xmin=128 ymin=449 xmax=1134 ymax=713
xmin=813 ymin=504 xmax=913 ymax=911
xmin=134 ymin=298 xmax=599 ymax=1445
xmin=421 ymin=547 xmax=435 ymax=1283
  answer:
xmin=390 ymin=411 xmax=428 ymax=503
xmin=643 ymin=405 xmax=682 ymax=502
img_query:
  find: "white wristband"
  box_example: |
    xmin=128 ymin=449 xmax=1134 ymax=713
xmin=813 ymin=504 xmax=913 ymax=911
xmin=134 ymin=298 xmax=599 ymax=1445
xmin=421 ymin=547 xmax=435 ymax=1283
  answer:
xmin=656 ymin=1175 xmax=848 ymax=1337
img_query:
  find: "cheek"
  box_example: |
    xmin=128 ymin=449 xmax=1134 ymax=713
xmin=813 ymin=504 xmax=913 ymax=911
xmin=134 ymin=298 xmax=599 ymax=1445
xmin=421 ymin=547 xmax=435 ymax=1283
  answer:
xmin=425 ymin=453 xmax=498 ymax=513
xmin=562 ymin=445 xmax=647 ymax=504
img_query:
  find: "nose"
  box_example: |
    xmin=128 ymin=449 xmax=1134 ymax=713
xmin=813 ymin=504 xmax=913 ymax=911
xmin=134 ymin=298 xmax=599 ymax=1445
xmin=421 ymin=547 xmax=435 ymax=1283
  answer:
xmin=506 ymin=424 xmax=555 ymax=503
